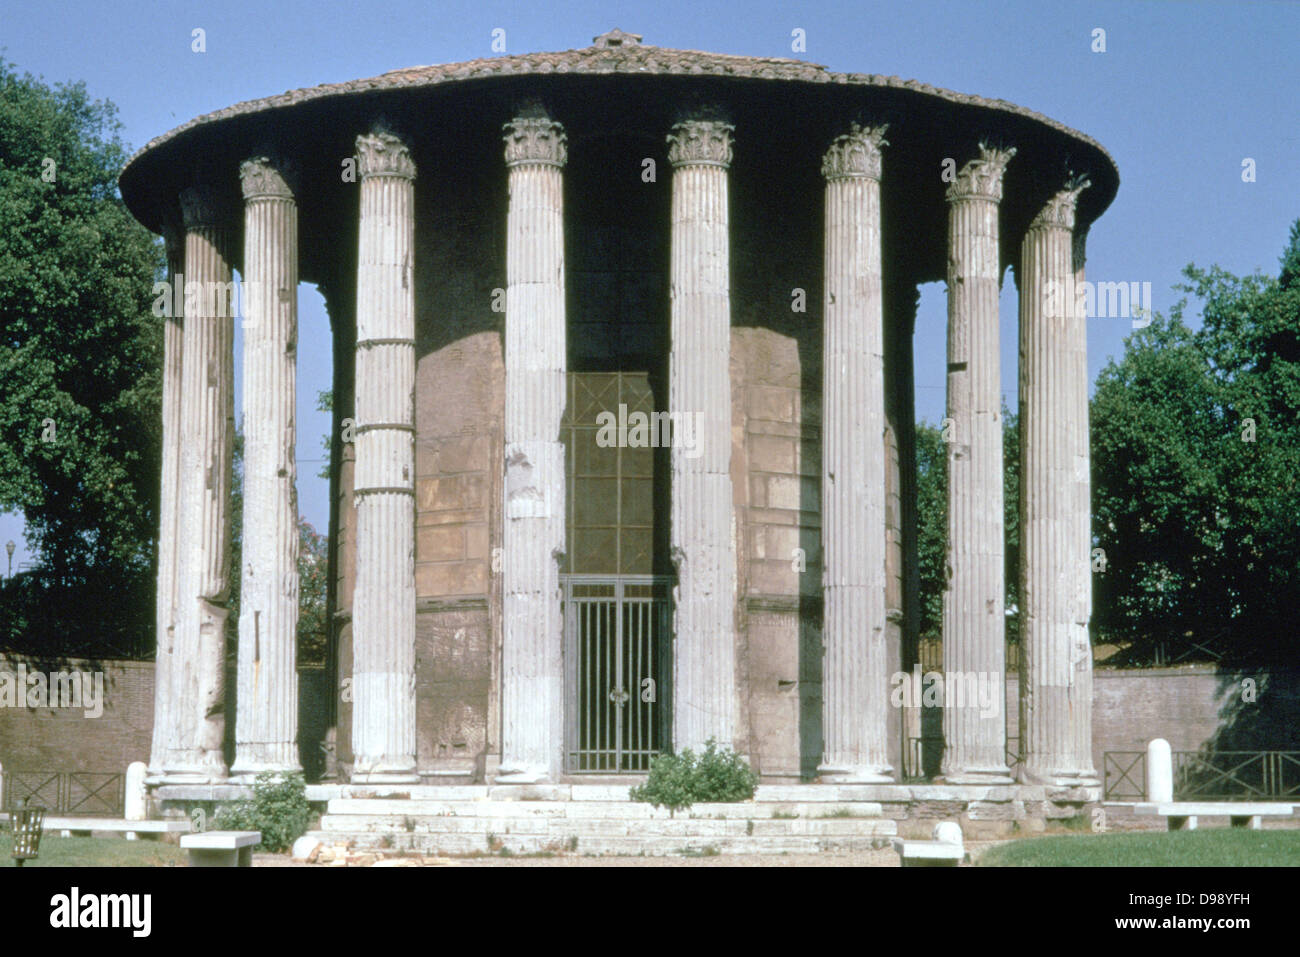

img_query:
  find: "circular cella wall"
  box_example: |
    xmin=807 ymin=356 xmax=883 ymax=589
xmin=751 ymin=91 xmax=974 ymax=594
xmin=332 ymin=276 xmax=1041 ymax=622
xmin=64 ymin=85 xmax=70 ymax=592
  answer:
xmin=122 ymin=29 xmax=1117 ymax=787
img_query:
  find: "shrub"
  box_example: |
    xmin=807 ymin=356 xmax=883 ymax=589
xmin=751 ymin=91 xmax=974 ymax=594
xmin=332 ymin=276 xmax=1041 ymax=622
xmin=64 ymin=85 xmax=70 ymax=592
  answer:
xmin=629 ymin=738 xmax=758 ymax=813
xmin=214 ymin=771 xmax=311 ymax=853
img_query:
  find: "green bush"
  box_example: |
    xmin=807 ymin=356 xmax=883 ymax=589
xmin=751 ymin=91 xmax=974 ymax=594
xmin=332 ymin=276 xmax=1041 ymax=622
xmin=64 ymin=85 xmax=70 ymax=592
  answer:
xmin=629 ymin=738 xmax=758 ymax=813
xmin=214 ymin=771 xmax=311 ymax=853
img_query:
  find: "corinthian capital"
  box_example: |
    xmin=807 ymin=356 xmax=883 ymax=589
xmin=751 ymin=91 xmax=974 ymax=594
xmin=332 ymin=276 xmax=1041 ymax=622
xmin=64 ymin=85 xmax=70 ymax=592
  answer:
xmin=946 ymin=144 xmax=1017 ymax=203
xmin=179 ymin=185 xmax=228 ymax=230
xmin=1029 ymin=177 xmax=1091 ymax=231
xmin=240 ymin=156 xmax=298 ymax=201
xmin=822 ymin=123 xmax=889 ymax=181
xmin=355 ymin=131 xmax=416 ymax=180
xmin=667 ymin=119 xmax=734 ymax=169
xmin=503 ymin=115 xmax=568 ymax=168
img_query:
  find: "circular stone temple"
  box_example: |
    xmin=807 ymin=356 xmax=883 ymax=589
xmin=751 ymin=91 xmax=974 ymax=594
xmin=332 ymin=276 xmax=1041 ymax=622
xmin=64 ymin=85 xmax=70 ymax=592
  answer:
xmin=121 ymin=30 xmax=1118 ymax=790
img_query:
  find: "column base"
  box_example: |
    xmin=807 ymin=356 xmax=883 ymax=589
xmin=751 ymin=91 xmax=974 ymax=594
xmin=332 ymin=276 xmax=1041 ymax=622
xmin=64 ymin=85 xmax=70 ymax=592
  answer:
xmin=940 ymin=767 xmax=1016 ymax=785
xmin=817 ymin=763 xmax=895 ymax=784
xmin=228 ymin=758 xmax=304 ymax=783
xmin=1019 ymin=765 xmax=1101 ymax=789
xmin=153 ymin=767 xmax=229 ymax=786
xmin=350 ymin=770 xmax=420 ymax=785
xmin=494 ymin=765 xmax=553 ymax=785
xmin=350 ymin=759 xmax=419 ymax=785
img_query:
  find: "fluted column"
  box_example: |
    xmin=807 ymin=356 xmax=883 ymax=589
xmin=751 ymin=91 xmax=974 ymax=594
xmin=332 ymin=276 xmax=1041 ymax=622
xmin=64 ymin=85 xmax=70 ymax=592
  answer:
xmin=232 ymin=157 xmax=301 ymax=777
xmin=941 ymin=145 xmax=1016 ymax=784
xmin=350 ymin=131 xmax=418 ymax=783
xmin=1018 ymin=181 xmax=1100 ymax=787
xmin=498 ymin=112 xmax=568 ymax=783
xmin=169 ymin=186 xmax=235 ymax=782
xmin=667 ymin=117 xmax=737 ymax=752
xmin=818 ymin=124 xmax=892 ymax=782
xmin=149 ymin=224 xmax=185 ymax=779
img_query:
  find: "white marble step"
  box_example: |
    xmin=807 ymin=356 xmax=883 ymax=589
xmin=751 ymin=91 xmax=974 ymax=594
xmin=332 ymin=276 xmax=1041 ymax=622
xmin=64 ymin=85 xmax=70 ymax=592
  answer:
xmin=307 ymin=828 xmax=896 ymax=857
xmin=319 ymin=814 xmax=895 ymax=838
xmin=325 ymin=798 xmax=885 ymax=819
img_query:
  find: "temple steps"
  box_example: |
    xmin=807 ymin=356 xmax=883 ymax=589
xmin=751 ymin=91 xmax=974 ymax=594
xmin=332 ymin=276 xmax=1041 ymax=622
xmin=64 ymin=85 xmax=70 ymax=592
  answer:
xmin=311 ymin=792 xmax=896 ymax=855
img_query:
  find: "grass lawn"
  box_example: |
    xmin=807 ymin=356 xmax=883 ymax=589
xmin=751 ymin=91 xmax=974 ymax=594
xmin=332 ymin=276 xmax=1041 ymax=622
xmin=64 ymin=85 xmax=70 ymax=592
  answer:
xmin=978 ymin=829 xmax=1300 ymax=867
xmin=0 ymin=832 xmax=187 ymax=867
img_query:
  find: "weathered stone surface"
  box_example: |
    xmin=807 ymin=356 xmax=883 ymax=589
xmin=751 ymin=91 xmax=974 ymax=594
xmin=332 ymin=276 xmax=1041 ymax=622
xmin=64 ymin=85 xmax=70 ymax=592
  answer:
xmin=1018 ymin=180 xmax=1100 ymax=788
xmin=233 ymin=156 xmax=301 ymax=778
xmin=351 ymin=131 xmax=418 ymax=783
xmin=150 ymin=227 xmax=185 ymax=779
xmin=819 ymin=124 xmax=892 ymax=784
xmin=291 ymin=835 xmax=322 ymax=861
xmin=168 ymin=185 xmax=234 ymax=783
xmin=941 ymin=145 xmax=1016 ymax=785
xmin=498 ymin=112 xmax=567 ymax=784
xmin=668 ymin=116 xmax=738 ymax=752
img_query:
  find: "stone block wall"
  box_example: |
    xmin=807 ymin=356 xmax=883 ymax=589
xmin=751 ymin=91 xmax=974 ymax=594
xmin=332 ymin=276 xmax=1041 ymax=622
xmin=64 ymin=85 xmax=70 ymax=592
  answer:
xmin=407 ymin=134 xmax=505 ymax=780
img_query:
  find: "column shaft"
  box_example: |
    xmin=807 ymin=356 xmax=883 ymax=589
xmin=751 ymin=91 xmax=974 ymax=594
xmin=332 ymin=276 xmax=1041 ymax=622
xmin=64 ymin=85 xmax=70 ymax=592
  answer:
xmin=170 ymin=186 xmax=234 ymax=781
xmin=149 ymin=226 xmax=185 ymax=777
xmin=667 ymin=119 xmax=737 ymax=752
xmin=1018 ymin=183 xmax=1099 ymax=786
xmin=941 ymin=147 xmax=1015 ymax=784
xmin=233 ymin=158 xmax=301 ymax=776
xmin=818 ymin=125 xmax=892 ymax=782
xmin=499 ymin=115 xmax=568 ymax=783
xmin=350 ymin=133 xmax=418 ymax=783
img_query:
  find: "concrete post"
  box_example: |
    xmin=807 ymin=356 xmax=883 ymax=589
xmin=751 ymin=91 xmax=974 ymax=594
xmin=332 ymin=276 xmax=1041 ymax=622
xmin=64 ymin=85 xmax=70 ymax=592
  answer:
xmin=232 ymin=156 xmax=302 ymax=778
xmin=350 ymin=131 xmax=418 ymax=783
xmin=125 ymin=761 xmax=148 ymax=821
xmin=818 ymin=124 xmax=893 ymax=782
xmin=1147 ymin=738 xmax=1173 ymax=802
xmin=940 ymin=145 xmax=1016 ymax=784
xmin=498 ymin=111 xmax=568 ymax=783
xmin=150 ymin=224 xmax=185 ymax=779
xmin=169 ymin=185 xmax=235 ymax=783
xmin=1017 ymin=180 xmax=1100 ymax=787
xmin=667 ymin=116 xmax=738 ymax=753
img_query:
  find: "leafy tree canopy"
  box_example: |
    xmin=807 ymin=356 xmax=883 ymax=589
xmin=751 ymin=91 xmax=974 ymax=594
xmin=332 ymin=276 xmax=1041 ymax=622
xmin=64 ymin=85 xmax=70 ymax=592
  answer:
xmin=1091 ymin=219 xmax=1300 ymax=664
xmin=0 ymin=58 xmax=163 ymax=581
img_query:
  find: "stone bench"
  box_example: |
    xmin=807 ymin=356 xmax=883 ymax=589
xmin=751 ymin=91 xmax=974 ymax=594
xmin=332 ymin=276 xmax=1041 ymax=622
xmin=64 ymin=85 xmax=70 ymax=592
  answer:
xmin=0 ymin=814 xmax=191 ymax=840
xmin=181 ymin=831 xmax=261 ymax=867
xmin=891 ymin=821 xmax=965 ymax=867
xmin=1134 ymin=802 xmax=1296 ymax=831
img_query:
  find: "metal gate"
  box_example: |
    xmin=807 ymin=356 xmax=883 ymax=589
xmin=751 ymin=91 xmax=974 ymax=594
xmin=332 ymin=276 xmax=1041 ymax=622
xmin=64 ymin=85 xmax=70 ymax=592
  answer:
xmin=563 ymin=575 xmax=672 ymax=772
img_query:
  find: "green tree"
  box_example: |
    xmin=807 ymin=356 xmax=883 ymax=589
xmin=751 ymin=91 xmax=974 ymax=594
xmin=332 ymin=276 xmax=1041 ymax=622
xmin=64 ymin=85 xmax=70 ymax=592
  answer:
xmin=915 ymin=419 xmax=946 ymax=640
xmin=1091 ymin=220 xmax=1300 ymax=663
xmin=0 ymin=59 xmax=162 ymax=652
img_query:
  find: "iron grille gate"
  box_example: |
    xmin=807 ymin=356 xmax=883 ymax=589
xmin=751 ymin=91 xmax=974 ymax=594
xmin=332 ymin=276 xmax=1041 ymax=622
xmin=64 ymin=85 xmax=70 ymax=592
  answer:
xmin=563 ymin=575 xmax=672 ymax=772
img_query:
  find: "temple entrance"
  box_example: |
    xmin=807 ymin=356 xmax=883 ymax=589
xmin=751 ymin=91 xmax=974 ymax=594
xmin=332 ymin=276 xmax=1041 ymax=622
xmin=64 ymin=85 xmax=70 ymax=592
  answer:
xmin=563 ymin=575 xmax=671 ymax=772
xmin=561 ymin=129 xmax=673 ymax=772
xmin=561 ymin=371 xmax=672 ymax=772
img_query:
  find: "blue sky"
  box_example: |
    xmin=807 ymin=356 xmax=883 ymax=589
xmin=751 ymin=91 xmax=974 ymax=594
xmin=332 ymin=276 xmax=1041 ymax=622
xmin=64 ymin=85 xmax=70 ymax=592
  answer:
xmin=1 ymin=0 xmax=1297 ymax=567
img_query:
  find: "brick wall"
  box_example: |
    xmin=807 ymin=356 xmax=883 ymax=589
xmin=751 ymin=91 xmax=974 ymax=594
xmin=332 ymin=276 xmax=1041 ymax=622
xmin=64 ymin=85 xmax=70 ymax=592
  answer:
xmin=0 ymin=655 xmax=154 ymax=773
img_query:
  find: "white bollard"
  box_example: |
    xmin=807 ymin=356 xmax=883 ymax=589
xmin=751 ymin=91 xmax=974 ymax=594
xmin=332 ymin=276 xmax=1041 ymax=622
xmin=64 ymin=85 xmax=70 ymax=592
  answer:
xmin=1146 ymin=738 xmax=1173 ymax=803
xmin=125 ymin=761 xmax=148 ymax=821
xmin=0 ymin=760 xmax=5 ymax=811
